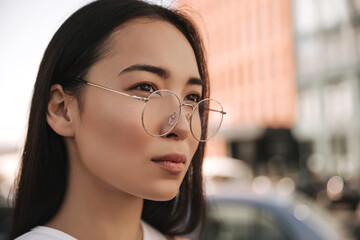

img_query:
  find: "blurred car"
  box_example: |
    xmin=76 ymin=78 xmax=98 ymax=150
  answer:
xmin=0 ymin=206 xmax=11 ymax=240
xmin=199 ymin=192 xmax=354 ymax=240
xmin=198 ymin=156 xmax=354 ymax=240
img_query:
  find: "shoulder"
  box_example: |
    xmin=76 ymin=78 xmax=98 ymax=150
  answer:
xmin=15 ymin=226 xmax=76 ymax=240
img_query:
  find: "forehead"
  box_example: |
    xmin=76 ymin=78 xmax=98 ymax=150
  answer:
xmin=102 ymin=18 xmax=200 ymax=78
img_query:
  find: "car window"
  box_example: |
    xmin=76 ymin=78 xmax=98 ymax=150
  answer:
xmin=201 ymin=202 xmax=291 ymax=240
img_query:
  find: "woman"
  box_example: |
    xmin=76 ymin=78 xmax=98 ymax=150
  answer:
xmin=11 ymin=0 xmax=225 ymax=239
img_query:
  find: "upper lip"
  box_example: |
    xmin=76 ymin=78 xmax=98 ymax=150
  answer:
xmin=151 ymin=153 xmax=186 ymax=164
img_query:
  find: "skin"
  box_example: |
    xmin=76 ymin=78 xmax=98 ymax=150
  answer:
xmin=46 ymin=18 xmax=202 ymax=240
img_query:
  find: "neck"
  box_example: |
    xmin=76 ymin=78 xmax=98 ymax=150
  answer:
xmin=46 ymin=140 xmax=144 ymax=240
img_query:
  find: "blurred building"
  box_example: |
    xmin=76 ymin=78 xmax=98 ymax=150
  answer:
xmin=178 ymin=0 xmax=298 ymax=176
xmin=292 ymin=0 xmax=360 ymax=192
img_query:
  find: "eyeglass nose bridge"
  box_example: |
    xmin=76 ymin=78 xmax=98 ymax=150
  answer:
xmin=180 ymin=103 xmax=195 ymax=122
xmin=168 ymin=103 xmax=194 ymax=127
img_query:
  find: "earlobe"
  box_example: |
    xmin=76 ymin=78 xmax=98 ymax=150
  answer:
xmin=47 ymin=84 xmax=76 ymax=137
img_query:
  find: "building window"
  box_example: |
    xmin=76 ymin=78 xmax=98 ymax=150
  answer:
xmin=293 ymin=0 xmax=319 ymax=34
xmin=297 ymin=88 xmax=321 ymax=131
xmin=323 ymin=80 xmax=353 ymax=127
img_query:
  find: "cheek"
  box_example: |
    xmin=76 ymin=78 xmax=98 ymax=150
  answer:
xmin=74 ymin=96 xmax=150 ymax=186
xmin=81 ymin=100 xmax=144 ymax=149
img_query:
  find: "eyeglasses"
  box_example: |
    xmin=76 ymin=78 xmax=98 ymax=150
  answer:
xmin=75 ymin=78 xmax=226 ymax=142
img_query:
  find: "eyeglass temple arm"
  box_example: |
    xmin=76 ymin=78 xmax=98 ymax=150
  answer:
xmin=182 ymin=103 xmax=226 ymax=115
xmin=75 ymin=78 xmax=148 ymax=102
xmin=206 ymin=107 xmax=226 ymax=115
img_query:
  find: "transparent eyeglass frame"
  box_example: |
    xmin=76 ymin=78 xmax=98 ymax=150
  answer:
xmin=75 ymin=78 xmax=226 ymax=142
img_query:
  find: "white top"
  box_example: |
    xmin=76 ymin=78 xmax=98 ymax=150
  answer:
xmin=15 ymin=221 xmax=167 ymax=240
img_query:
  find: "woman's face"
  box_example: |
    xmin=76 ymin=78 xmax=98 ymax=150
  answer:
xmin=71 ymin=19 xmax=202 ymax=201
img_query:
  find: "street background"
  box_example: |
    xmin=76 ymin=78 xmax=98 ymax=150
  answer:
xmin=178 ymin=0 xmax=360 ymax=238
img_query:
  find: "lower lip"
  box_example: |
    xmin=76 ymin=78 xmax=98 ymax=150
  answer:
xmin=152 ymin=160 xmax=184 ymax=174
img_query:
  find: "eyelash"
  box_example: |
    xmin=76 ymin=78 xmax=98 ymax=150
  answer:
xmin=131 ymin=83 xmax=202 ymax=102
xmin=131 ymin=83 xmax=157 ymax=93
xmin=185 ymin=93 xmax=201 ymax=103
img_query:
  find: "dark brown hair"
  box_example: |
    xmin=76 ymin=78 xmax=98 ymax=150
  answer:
xmin=10 ymin=0 xmax=209 ymax=239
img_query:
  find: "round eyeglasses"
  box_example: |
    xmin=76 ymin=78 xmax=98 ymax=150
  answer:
xmin=75 ymin=79 xmax=226 ymax=142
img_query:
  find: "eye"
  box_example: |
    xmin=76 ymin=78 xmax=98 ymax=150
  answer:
xmin=131 ymin=83 xmax=157 ymax=93
xmin=185 ymin=93 xmax=201 ymax=103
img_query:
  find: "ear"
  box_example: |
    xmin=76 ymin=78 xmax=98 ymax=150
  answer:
xmin=47 ymin=84 xmax=77 ymax=137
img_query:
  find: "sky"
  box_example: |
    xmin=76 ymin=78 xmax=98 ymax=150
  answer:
xmin=0 ymin=0 xmax=174 ymax=152
xmin=0 ymin=0 xmax=95 ymax=151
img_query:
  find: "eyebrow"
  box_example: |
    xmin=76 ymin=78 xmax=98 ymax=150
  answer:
xmin=187 ymin=77 xmax=204 ymax=88
xmin=119 ymin=64 xmax=204 ymax=88
xmin=119 ymin=64 xmax=169 ymax=79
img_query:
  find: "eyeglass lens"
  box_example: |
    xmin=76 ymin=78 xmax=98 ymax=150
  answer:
xmin=142 ymin=90 xmax=224 ymax=142
xmin=191 ymin=99 xmax=223 ymax=141
xmin=142 ymin=91 xmax=180 ymax=136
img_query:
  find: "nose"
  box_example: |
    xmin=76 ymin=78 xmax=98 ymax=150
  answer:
xmin=164 ymin=106 xmax=192 ymax=141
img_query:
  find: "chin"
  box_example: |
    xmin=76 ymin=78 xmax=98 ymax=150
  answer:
xmin=141 ymin=183 xmax=180 ymax=201
xmin=145 ymin=191 xmax=179 ymax=202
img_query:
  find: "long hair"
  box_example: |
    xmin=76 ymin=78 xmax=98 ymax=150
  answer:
xmin=10 ymin=0 xmax=209 ymax=239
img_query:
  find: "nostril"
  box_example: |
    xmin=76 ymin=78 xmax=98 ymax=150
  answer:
xmin=166 ymin=133 xmax=178 ymax=138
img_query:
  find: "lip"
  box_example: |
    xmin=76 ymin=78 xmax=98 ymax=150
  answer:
xmin=151 ymin=153 xmax=186 ymax=174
